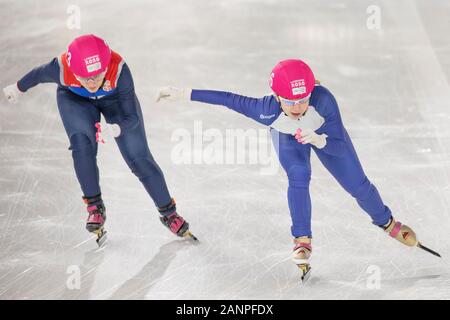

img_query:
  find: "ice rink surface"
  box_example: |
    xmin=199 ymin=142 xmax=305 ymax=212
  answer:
xmin=1 ymin=0 xmax=450 ymax=299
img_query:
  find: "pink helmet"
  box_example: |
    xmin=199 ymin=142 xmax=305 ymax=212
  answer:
xmin=269 ymin=59 xmax=315 ymax=100
xmin=67 ymin=34 xmax=111 ymax=77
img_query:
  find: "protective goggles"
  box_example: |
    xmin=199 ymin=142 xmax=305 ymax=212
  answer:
xmin=278 ymin=94 xmax=311 ymax=106
xmin=75 ymin=70 xmax=107 ymax=82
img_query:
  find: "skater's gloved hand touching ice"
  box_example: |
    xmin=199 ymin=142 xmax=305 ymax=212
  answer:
xmin=294 ymin=128 xmax=327 ymax=149
xmin=3 ymin=83 xmax=23 ymax=104
xmin=155 ymin=86 xmax=192 ymax=102
xmin=95 ymin=121 xmax=121 ymax=144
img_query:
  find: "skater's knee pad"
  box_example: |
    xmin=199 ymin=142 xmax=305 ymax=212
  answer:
xmin=128 ymin=157 xmax=163 ymax=180
xmin=69 ymin=133 xmax=95 ymax=156
xmin=287 ymin=165 xmax=311 ymax=188
xmin=350 ymin=178 xmax=374 ymax=200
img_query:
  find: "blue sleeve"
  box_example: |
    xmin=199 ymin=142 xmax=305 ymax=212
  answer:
xmin=314 ymin=88 xmax=347 ymax=157
xmin=17 ymin=58 xmax=61 ymax=92
xmin=116 ymin=63 xmax=140 ymax=132
xmin=191 ymin=89 xmax=280 ymax=126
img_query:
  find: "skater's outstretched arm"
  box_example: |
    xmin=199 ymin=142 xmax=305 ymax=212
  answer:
xmin=156 ymin=87 xmax=281 ymax=126
xmin=3 ymin=58 xmax=61 ymax=103
xmin=17 ymin=58 xmax=61 ymax=92
xmin=191 ymin=89 xmax=280 ymax=125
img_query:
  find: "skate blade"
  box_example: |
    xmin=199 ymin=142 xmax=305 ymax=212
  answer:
xmin=298 ymin=264 xmax=311 ymax=283
xmin=417 ymin=242 xmax=441 ymax=257
xmin=94 ymin=229 xmax=108 ymax=247
xmin=182 ymin=230 xmax=198 ymax=241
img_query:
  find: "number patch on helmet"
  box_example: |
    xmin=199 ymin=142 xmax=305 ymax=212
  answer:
xmin=290 ymin=79 xmax=306 ymax=95
xmin=84 ymin=55 xmax=101 ymax=73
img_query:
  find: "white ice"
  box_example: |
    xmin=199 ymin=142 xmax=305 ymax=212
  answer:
xmin=1 ymin=0 xmax=450 ymax=299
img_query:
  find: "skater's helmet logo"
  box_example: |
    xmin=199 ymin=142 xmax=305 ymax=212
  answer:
xmin=84 ymin=55 xmax=102 ymax=73
xmin=269 ymin=72 xmax=275 ymax=88
xmin=290 ymin=79 xmax=306 ymax=96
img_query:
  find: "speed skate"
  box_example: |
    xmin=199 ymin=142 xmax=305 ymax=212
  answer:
xmin=292 ymin=236 xmax=312 ymax=283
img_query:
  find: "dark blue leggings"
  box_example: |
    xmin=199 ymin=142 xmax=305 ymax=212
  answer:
xmin=271 ymin=129 xmax=392 ymax=238
xmin=56 ymin=88 xmax=172 ymax=208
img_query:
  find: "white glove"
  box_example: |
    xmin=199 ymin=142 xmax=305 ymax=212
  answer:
xmin=3 ymin=83 xmax=23 ymax=104
xmin=155 ymin=86 xmax=192 ymax=102
xmin=95 ymin=121 xmax=121 ymax=143
xmin=294 ymin=128 xmax=327 ymax=149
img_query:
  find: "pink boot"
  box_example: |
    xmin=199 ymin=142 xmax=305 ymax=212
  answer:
xmin=159 ymin=212 xmax=189 ymax=237
xmin=82 ymin=195 xmax=106 ymax=233
xmin=158 ymin=198 xmax=197 ymax=240
xmin=86 ymin=204 xmax=106 ymax=232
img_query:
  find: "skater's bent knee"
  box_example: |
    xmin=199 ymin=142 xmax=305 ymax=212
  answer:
xmin=350 ymin=178 xmax=374 ymax=200
xmin=69 ymin=133 xmax=95 ymax=155
xmin=287 ymin=165 xmax=311 ymax=188
xmin=129 ymin=157 xmax=163 ymax=179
